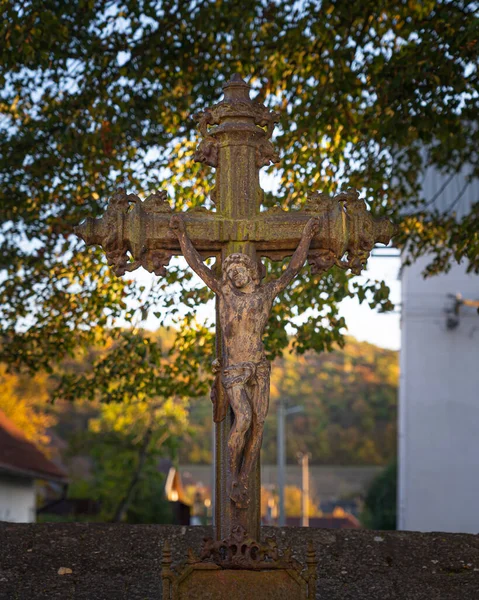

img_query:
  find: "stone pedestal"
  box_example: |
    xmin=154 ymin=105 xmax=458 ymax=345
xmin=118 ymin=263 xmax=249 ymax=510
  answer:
xmin=161 ymin=527 xmax=316 ymax=599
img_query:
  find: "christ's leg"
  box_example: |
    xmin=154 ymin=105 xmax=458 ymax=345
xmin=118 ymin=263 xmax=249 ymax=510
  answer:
xmin=238 ymin=371 xmax=270 ymax=501
xmin=225 ymin=383 xmax=252 ymax=504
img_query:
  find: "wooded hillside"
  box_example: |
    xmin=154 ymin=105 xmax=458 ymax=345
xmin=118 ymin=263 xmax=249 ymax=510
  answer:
xmin=1 ymin=334 xmax=398 ymax=470
xmin=1 ymin=333 xmax=397 ymax=521
xmin=182 ymin=336 xmax=398 ymax=466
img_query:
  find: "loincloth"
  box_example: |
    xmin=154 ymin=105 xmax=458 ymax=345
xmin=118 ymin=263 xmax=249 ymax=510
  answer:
xmin=210 ymin=358 xmax=270 ymax=423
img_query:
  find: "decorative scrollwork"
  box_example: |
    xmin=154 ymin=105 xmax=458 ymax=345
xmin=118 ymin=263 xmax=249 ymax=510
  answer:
xmin=105 ymin=245 xmax=173 ymax=278
xmin=256 ymin=138 xmax=280 ymax=167
xmin=305 ymin=190 xmax=342 ymax=275
xmin=194 ymin=100 xmax=279 ymax=140
xmin=107 ymin=187 xmax=139 ymax=212
xmin=338 ymin=188 xmax=395 ymax=275
xmin=163 ymin=534 xmax=318 ymax=599
xmin=201 ymin=526 xmax=299 ymax=571
xmin=193 ymin=74 xmax=280 ymax=169
xmin=201 ymin=100 xmax=279 ymax=136
xmin=138 ymin=247 xmax=174 ymax=276
xmin=193 ymin=107 xmax=219 ymax=138
xmin=142 ymin=190 xmax=171 ymax=213
xmin=101 ymin=189 xmax=138 ymax=276
xmin=304 ymin=190 xmax=339 ymax=213
xmin=264 ymin=205 xmax=287 ymax=215
xmin=76 ymin=187 xmax=174 ymax=277
xmin=305 ymin=188 xmax=396 ymax=276
xmin=193 ymin=137 xmax=219 ymax=167
xmin=308 ymin=249 xmax=337 ymax=275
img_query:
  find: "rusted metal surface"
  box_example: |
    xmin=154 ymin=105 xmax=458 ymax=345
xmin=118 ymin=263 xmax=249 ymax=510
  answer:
xmin=170 ymin=214 xmax=318 ymax=512
xmin=74 ymin=188 xmax=395 ymax=274
xmin=75 ymin=74 xmax=396 ymax=543
xmin=161 ymin=530 xmax=317 ymax=599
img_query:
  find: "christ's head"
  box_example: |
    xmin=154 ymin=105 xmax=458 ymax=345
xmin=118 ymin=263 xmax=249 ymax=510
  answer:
xmin=222 ymin=253 xmax=264 ymax=290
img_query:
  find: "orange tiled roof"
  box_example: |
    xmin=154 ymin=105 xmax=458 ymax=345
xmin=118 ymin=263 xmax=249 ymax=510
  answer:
xmin=0 ymin=410 xmax=67 ymax=482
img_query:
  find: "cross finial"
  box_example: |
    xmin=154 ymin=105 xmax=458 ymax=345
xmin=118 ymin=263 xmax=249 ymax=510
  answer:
xmin=193 ymin=73 xmax=280 ymax=170
xmin=222 ymin=73 xmax=251 ymax=102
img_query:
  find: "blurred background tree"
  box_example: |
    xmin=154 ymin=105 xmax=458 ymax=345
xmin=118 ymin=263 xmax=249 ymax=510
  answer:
xmin=68 ymin=396 xmax=186 ymax=522
xmin=0 ymin=364 xmax=56 ymax=454
xmin=56 ymin=324 xmax=209 ymax=521
xmin=1 ymin=0 xmax=477 ymax=382
xmin=361 ymin=461 xmax=397 ymax=530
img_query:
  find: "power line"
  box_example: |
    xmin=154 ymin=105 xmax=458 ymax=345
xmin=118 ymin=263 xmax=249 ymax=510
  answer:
xmin=422 ymin=172 xmax=456 ymax=209
xmin=404 ymin=172 xmax=474 ymax=216
xmin=402 ymin=171 xmax=455 ymax=216
xmin=444 ymin=180 xmax=472 ymax=215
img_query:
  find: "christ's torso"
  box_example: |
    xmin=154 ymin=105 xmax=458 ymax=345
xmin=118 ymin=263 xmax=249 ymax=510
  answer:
xmin=219 ymin=284 xmax=274 ymax=365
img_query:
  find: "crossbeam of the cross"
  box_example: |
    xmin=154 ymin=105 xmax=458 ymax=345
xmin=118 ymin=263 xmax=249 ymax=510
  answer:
xmin=75 ymin=73 xmax=396 ymax=542
xmin=75 ymin=187 xmax=395 ymax=276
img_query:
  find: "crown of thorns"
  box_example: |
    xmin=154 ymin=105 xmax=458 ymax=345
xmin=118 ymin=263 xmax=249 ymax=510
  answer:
xmin=222 ymin=253 xmax=265 ymax=283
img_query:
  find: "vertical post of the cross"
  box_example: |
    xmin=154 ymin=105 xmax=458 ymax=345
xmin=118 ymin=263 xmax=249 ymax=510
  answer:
xmin=194 ymin=74 xmax=279 ymax=540
xmin=215 ymin=74 xmax=263 ymax=220
xmin=217 ymin=75 xmax=261 ymax=540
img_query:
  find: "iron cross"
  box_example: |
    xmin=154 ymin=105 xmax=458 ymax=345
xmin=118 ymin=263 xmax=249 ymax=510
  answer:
xmin=75 ymin=74 xmax=395 ymax=540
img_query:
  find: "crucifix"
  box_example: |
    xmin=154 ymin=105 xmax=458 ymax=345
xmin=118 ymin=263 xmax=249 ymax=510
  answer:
xmin=75 ymin=74 xmax=395 ymax=542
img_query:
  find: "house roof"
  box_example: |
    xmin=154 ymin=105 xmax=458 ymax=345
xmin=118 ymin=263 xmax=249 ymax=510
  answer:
xmin=0 ymin=410 xmax=67 ymax=482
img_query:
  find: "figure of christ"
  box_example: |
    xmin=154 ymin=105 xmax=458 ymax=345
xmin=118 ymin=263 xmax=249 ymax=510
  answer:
xmin=170 ymin=215 xmax=320 ymax=507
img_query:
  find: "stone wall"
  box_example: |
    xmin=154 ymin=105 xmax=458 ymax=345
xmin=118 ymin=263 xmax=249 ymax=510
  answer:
xmin=1 ymin=523 xmax=478 ymax=599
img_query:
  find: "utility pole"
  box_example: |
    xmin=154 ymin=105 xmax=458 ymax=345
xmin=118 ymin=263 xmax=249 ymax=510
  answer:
xmin=277 ymin=399 xmax=286 ymax=526
xmin=298 ymin=452 xmax=311 ymax=527
xmin=277 ymin=400 xmax=303 ymax=526
xmin=211 ymin=424 xmax=215 ymax=526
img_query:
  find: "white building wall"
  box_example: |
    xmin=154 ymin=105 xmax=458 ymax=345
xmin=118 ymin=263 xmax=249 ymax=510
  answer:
xmin=0 ymin=474 xmax=36 ymax=523
xmin=398 ymin=159 xmax=479 ymax=533
xmin=399 ymin=257 xmax=479 ymax=533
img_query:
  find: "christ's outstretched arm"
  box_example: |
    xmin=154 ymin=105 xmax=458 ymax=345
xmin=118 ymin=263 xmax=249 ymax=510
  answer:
xmin=270 ymin=217 xmax=320 ymax=295
xmin=169 ymin=215 xmax=221 ymax=294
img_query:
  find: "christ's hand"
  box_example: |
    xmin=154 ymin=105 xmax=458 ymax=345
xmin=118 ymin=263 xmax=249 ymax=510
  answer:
xmin=169 ymin=213 xmax=221 ymax=294
xmin=303 ymin=216 xmax=320 ymax=239
xmin=269 ymin=216 xmax=320 ymax=295
xmin=169 ymin=214 xmax=186 ymax=235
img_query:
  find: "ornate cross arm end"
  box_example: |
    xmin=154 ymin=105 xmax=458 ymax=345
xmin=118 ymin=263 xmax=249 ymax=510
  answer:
xmin=338 ymin=192 xmax=397 ymax=275
xmin=305 ymin=189 xmax=397 ymax=276
xmin=74 ymin=217 xmax=102 ymax=247
xmin=374 ymin=217 xmax=399 ymax=245
xmin=74 ymin=188 xmax=136 ymax=246
xmin=305 ymin=189 xmax=349 ymax=275
xmin=74 ymin=188 xmax=174 ymax=277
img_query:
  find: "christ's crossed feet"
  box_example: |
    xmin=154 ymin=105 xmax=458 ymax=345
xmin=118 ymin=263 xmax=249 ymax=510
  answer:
xmin=230 ymin=479 xmax=249 ymax=508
